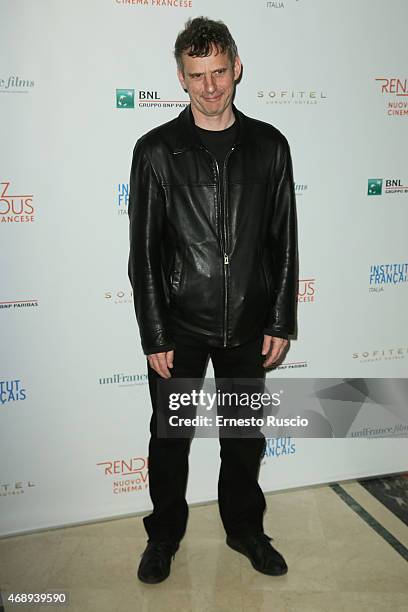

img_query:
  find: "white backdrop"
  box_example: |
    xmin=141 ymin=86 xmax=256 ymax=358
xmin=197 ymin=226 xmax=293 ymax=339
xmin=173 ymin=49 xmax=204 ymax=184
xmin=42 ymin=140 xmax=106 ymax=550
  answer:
xmin=1 ymin=0 xmax=407 ymax=536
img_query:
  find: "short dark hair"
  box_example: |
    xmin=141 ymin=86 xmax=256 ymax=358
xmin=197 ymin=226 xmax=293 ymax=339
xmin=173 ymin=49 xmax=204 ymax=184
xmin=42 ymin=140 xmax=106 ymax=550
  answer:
xmin=174 ymin=17 xmax=238 ymax=72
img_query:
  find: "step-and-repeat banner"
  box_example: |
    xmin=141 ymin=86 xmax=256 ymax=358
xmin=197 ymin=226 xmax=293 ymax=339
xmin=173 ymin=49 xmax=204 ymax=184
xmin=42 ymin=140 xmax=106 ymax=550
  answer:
xmin=1 ymin=0 xmax=407 ymax=536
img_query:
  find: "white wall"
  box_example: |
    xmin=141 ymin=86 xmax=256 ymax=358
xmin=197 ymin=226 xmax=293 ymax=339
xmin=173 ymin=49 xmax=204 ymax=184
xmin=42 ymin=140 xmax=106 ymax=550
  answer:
xmin=1 ymin=0 xmax=407 ymax=536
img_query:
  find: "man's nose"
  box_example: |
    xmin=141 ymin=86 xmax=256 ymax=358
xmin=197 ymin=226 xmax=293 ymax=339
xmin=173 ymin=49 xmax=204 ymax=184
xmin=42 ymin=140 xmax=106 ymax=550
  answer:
xmin=203 ymin=74 xmax=216 ymax=93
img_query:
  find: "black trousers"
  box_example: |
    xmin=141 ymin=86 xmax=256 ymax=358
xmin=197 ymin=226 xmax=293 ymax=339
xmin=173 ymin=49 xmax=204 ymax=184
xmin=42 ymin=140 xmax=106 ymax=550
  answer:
xmin=144 ymin=334 xmax=267 ymax=543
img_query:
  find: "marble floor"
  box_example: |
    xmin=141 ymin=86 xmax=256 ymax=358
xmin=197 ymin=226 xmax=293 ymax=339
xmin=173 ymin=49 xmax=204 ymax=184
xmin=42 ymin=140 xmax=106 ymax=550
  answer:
xmin=0 ymin=478 xmax=407 ymax=612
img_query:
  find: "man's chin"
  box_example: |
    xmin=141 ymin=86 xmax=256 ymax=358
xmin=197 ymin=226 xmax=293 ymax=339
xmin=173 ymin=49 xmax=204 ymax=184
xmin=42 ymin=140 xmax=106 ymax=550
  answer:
xmin=198 ymin=103 xmax=229 ymax=117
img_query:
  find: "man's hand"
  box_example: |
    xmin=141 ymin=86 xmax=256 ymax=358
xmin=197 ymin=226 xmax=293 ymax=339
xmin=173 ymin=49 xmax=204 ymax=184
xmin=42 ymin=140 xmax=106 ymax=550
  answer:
xmin=147 ymin=350 xmax=174 ymax=379
xmin=262 ymin=335 xmax=288 ymax=368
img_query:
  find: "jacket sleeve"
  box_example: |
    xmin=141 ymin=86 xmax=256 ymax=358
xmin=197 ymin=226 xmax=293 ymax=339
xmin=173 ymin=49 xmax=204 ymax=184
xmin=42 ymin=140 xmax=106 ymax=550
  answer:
xmin=127 ymin=139 xmax=175 ymax=355
xmin=264 ymin=136 xmax=298 ymax=340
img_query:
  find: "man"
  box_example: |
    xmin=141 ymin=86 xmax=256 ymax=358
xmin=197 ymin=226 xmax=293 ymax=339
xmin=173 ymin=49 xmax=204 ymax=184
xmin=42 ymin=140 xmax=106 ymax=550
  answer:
xmin=128 ymin=16 xmax=298 ymax=584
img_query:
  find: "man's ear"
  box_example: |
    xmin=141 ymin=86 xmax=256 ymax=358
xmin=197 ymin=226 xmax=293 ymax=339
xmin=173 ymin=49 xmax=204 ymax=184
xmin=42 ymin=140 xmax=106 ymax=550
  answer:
xmin=177 ymin=68 xmax=187 ymax=92
xmin=233 ymin=55 xmax=242 ymax=82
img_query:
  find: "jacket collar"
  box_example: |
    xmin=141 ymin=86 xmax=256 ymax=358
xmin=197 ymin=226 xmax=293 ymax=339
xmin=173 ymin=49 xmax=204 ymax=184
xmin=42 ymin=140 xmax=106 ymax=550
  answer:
xmin=172 ymin=103 xmax=246 ymax=154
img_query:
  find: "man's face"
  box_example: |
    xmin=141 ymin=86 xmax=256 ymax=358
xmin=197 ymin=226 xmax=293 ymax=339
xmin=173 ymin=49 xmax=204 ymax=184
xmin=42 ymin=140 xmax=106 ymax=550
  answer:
xmin=177 ymin=45 xmax=241 ymax=120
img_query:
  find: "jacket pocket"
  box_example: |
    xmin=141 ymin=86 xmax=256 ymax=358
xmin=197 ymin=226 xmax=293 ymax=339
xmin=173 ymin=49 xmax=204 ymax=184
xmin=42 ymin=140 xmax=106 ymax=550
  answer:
xmin=169 ymin=248 xmax=185 ymax=300
xmin=260 ymin=257 xmax=275 ymax=303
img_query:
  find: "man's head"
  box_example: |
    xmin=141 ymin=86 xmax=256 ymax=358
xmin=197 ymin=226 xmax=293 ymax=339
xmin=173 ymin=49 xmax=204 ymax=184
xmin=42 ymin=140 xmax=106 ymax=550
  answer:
xmin=174 ymin=17 xmax=241 ymax=122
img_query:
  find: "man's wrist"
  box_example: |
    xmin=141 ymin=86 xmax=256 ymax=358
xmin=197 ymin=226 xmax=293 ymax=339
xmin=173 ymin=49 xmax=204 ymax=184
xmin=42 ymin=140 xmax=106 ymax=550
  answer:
xmin=263 ymin=328 xmax=289 ymax=340
xmin=144 ymin=344 xmax=175 ymax=356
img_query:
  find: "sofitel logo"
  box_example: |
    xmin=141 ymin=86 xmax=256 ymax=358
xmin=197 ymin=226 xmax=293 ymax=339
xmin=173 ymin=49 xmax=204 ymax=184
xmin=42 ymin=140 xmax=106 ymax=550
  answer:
xmin=257 ymin=90 xmax=327 ymax=105
xmin=0 ymin=181 xmax=34 ymax=223
xmin=0 ymin=481 xmax=35 ymax=497
xmin=97 ymin=456 xmax=149 ymax=494
xmin=352 ymin=347 xmax=408 ymax=363
xmin=298 ymin=278 xmax=315 ymax=302
xmin=375 ymin=77 xmax=408 ymax=117
xmin=104 ymin=290 xmax=133 ymax=304
xmin=367 ymin=178 xmax=408 ymax=195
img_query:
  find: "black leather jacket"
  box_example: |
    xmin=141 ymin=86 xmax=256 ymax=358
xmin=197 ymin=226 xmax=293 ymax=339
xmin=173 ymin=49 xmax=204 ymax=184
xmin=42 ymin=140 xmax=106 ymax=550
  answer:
xmin=128 ymin=105 xmax=298 ymax=355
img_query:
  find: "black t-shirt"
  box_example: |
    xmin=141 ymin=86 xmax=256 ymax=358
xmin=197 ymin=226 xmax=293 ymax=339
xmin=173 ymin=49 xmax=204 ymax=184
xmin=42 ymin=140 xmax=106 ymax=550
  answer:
xmin=195 ymin=120 xmax=237 ymax=190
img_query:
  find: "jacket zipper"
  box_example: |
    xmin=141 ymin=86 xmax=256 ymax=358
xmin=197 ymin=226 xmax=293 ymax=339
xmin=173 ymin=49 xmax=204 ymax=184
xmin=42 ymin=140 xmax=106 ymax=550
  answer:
xmin=202 ymin=145 xmax=235 ymax=347
xmin=221 ymin=147 xmax=235 ymax=346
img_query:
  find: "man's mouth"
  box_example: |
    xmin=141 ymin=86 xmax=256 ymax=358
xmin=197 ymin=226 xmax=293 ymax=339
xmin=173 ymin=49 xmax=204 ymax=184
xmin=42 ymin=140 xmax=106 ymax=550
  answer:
xmin=203 ymin=94 xmax=223 ymax=102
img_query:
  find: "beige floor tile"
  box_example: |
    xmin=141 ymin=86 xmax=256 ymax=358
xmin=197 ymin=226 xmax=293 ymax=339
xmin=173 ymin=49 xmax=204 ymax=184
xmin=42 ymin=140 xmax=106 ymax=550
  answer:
xmin=341 ymin=480 xmax=408 ymax=547
xmin=328 ymin=535 xmax=408 ymax=594
xmin=263 ymin=487 xmax=326 ymax=541
xmin=44 ymin=534 xmax=140 ymax=589
xmin=155 ymin=538 xmax=242 ymax=593
xmin=314 ymin=485 xmax=377 ymax=540
xmin=243 ymin=590 xmax=347 ymax=612
xmin=1 ymin=481 xmax=407 ymax=612
xmin=119 ymin=587 xmax=243 ymax=612
xmin=338 ymin=590 xmax=408 ymax=612
xmin=0 ymin=530 xmax=64 ymax=592
xmin=38 ymin=586 xmax=141 ymax=612
xmin=185 ymin=503 xmax=225 ymax=540
xmin=239 ymin=537 xmax=337 ymax=593
xmin=243 ymin=591 xmax=288 ymax=612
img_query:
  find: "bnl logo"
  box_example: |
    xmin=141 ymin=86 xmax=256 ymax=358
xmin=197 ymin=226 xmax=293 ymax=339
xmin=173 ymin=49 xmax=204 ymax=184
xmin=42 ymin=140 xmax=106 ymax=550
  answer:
xmin=367 ymin=179 xmax=382 ymax=196
xmin=116 ymin=89 xmax=161 ymax=108
xmin=116 ymin=89 xmax=135 ymax=108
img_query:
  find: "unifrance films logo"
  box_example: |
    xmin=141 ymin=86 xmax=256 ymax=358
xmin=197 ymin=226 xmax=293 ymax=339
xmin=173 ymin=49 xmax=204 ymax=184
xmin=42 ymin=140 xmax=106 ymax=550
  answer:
xmin=0 ymin=379 xmax=27 ymax=406
xmin=257 ymin=89 xmax=327 ymax=105
xmin=375 ymin=77 xmax=408 ymax=117
xmin=115 ymin=0 xmax=193 ymax=7
xmin=116 ymin=88 xmax=188 ymax=110
xmin=352 ymin=346 xmax=408 ymax=364
xmin=0 ymin=181 xmax=34 ymax=223
xmin=298 ymin=278 xmax=315 ymax=302
xmin=0 ymin=75 xmax=34 ymax=94
xmin=369 ymin=262 xmax=408 ymax=293
xmin=96 ymin=456 xmax=149 ymax=495
xmin=116 ymin=183 xmax=129 ymax=215
xmin=99 ymin=372 xmax=148 ymax=387
xmin=295 ymin=183 xmax=308 ymax=196
xmin=367 ymin=178 xmax=408 ymax=196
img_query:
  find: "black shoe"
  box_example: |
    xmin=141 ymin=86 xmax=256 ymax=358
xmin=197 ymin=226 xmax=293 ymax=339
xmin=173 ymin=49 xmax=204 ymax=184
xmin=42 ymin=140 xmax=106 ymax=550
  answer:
xmin=226 ymin=533 xmax=288 ymax=576
xmin=137 ymin=540 xmax=179 ymax=584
